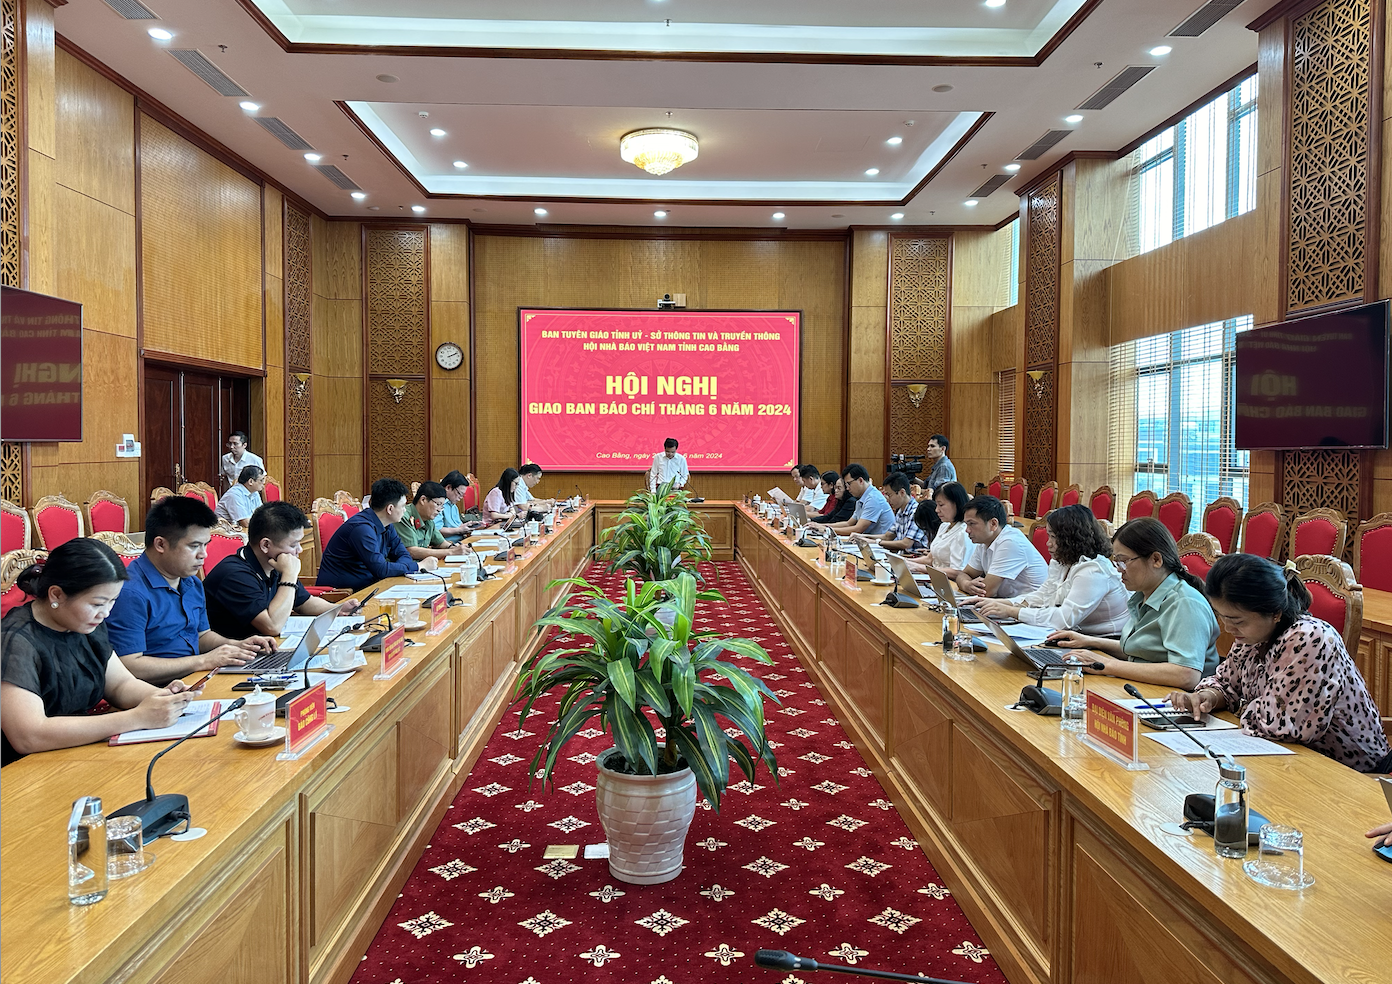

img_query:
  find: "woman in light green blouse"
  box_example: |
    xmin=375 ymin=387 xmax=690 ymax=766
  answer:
xmin=1049 ymin=517 xmax=1219 ymax=690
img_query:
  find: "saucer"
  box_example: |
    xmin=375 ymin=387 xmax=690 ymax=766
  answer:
xmin=321 ymin=663 xmax=362 ymax=674
xmin=403 ymin=620 xmax=429 ymax=632
xmin=872 ymin=578 xmax=894 ymax=586
xmin=234 ymin=726 xmax=286 ymax=747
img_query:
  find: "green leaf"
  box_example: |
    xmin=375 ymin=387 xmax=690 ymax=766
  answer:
xmin=606 ymin=659 xmax=637 ymax=710
xmin=608 ymin=699 xmax=659 ymax=774
xmin=672 ymin=659 xmax=696 ymax=717
xmin=691 ymin=703 xmax=729 ymax=787
xmin=633 ymin=670 xmax=672 ymax=717
xmin=666 ymin=725 xmax=722 ymax=813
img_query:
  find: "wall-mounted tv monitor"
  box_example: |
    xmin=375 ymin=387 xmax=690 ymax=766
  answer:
xmin=1 ymin=286 xmax=84 ymax=442
xmin=1234 ymin=300 xmax=1389 ymax=450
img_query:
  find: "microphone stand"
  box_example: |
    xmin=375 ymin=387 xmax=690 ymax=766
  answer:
xmin=276 ymin=626 xmax=352 ymax=716
xmin=469 ymin=542 xmax=496 ymax=579
xmin=110 ymin=696 xmax=247 ymax=839
xmin=754 ymin=950 xmax=972 ymax=984
xmin=428 ymin=568 xmax=463 ymax=607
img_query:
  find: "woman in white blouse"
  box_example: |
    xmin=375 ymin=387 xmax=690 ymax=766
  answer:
xmin=908 ymin=482 xmax=971 ymax=574
xmin=974 ymin=503 xmax=1129 ymax=636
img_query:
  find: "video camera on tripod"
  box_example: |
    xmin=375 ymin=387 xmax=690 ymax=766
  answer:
xmin=887 ymin=453 xmax=924 ymax=477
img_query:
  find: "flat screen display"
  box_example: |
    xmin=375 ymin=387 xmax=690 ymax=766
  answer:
xmin=519 ymin=308 xmax=800 ymax=472
xmin=1234 ymin=300 xmax=1390 ymax=450
xmin=1 ymin=285 xmax=84 ymax=442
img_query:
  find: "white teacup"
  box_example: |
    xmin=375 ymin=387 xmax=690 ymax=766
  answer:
xmin=234 ymin=686 xmax=277 ymax=739
xmin=326 ymin=637 xmax=358 ymax=671
xmin=461 ymin=566 xmax=479 ymax=587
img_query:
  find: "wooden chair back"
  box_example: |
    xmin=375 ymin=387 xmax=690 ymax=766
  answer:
xmin=1240 ymin=501 xmax=1287 ymax=560
xmin=1 ymin=498 xmax=31 ymax=552
xmin=313 ymin=498 xmax=348 ymax=562
xmin=986 ymin=474 xmax=1004 ymax=500
xmin=1156 ymin=491 xmax=1193 ymax=541
xmin=1029 ymin=523 xmax=1052 ymax=564
xmin=30 ymin=494 xmax=84 ymax=550
xmin=1294 ymin=554 xmax=1364 ymax=653
xmin=202 ymin=522 xmax=246 ymax=578
xmin=88 ymin=531 xmax=143 ymax=567
xmin=1201 ymin=497 xmax=1244 ymax=554
xmin=84 ymin=490 xmax=130 ymax=535
xmin=263 ymin=476 xmax=282 ymax=502
xmin=1059 ymin=484 xmax=1082 ymax=508
xmin=1352 ymin=512 xmax=1392 ymax=592
xmin=1034 ymin=481 xmax=1059 ymax=519
xmin=1 ymin=548 xmax=46 ymax=617
xmin=1289 ymin=507 xmax=1347 ymax=561
xmin=333 ymin=490 xmax=362 ymax=517
xmin=1125 ymin=489 xmax=1157 ymax=522
xmin=1176 ymin=532 xmax=1222 ymax=583
xmin=149 ymin=487 xmax=175 ymax=505
xmin=178 ymin=482 xmax=218 ymax=510
xmin=1005 ymin=478 xmax=1028 ymax=518
xmin=1088 ymin=485 xmax=1115 ymax=522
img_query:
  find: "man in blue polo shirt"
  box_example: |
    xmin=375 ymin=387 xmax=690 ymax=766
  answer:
xmin=106 ymin=496 xmax=275 ymax=685
xmin=316 ymin=477 xmax=426 ymax=592
xmin=809 ymin=463 xmax=896 ymax=536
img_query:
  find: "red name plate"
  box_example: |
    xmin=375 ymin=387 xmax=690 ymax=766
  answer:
xmin=1085 ymin=691 xmax=1140 ymax=762
xmin=430 ymin=592 xmax=448 ymax=633
xmin=843 ymin=555 xmax=857 ymax=586
xmin=286 ymin=683 xmax=328 ymax=754
xmin=382 ymin=625 xmax=407 ymax=675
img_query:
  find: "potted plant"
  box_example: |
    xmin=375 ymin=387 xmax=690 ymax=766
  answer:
xmin=513 ymin=570 xmax=779 ymax=884
xmin=591 ymin=480 xmax=713 ymax=584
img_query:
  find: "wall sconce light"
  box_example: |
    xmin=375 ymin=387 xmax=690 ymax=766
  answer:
xmin=906 ymin=384 xmax=928 ymax=408
xmin=1026 ymin=369 xmax=1048 ymax=399
xmin=290 ymin=373 xmax=310 ymax=399
xmin=385 ymin=378 xmax=409 ymax=404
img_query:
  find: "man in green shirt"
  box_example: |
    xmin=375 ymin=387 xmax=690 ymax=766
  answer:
xmin=394 ymin=481 xmax=465 ymax=562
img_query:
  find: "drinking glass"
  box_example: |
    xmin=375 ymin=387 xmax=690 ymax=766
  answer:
xmin=1244 ymin=824 xmax=1314 ymax=889
xmin=107 ymin=816 xmax=155 ymax=880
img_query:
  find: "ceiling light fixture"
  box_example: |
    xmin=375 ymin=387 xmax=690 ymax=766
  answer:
xmin=147 ymin=27 xmax=173 ymax=40
xmin=1149 ymin=45 xmax=1172 ymax=56
xmin=865 ymin=168 xmax=880 ymax=176
xmin=891 ymin=213 xmax=905 ymax=220
xmin=1065 ymin=114 xmax=1084 ymax=123
xmin=772 ymin=212 xmax=786 ymax=220
xmin=985 ymin=0 xmax=1007 ymax=7
xmin=1004 ymin=163 xmax=1021 ymax=171
xmin=964 ymin=199 xmax=979 ymax=207
xmin=534 ymin=207 xmax=548 ymax=216
xmin=239 ymin=101 xmax=259 ymax=112
xmin=619 ymin=128 xmax=699 ymax=176
xmin=887 ymin=136 xmax=903 ymax=145
xmin=411 ymin=205 xmax=425 ymax=213
xmin=303 ymin=153 xmax=322 ymax=162
xmin=453 ymin=160 xmax=468 ymax=169
xmin=429 ymin=128 xmax=446 ymax=137
xmin=654 ymin=210 xmax=668 ymax=218
xmin=351 ymin=192 xmax=367 ymax=200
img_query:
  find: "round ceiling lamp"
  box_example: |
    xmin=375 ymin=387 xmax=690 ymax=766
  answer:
xmin=620 ymin=128 xmax=699 ymax=176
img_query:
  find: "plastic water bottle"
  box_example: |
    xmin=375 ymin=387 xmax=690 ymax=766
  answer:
xmin=1214 ymin=761 xmax=1249 ymax=859
xmin=1060 ymin=661 xmax=1086 ymax=732
xmin=68 ymin=797 xmax=108 ymax=906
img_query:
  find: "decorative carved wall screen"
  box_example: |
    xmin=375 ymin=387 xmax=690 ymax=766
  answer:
xmin=887 ymin=236 xmax=949 ymax=460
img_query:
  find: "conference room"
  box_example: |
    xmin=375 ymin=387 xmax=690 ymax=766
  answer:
xmin=2 ymin=2 xmax=1391 ymax=984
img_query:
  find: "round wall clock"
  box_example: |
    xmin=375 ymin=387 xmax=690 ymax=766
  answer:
xmin=435 ymin=342 xmax=464 ymax=370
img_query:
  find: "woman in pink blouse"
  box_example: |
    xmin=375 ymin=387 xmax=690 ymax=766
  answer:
xmin=1169 ymin=553 xmax=1390 ymax=773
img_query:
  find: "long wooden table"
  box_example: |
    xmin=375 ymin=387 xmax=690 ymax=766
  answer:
xmin=1355 ymin=586 xmax=1392 ymax=723
xmin=0 ymin=506 xmax=596 ymax=984
xmin=734 ymin=504 xmax=1391 ymax=984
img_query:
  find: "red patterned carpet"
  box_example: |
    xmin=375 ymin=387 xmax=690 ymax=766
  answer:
xmin=352 ymin=562 xmax=1007 ymax=984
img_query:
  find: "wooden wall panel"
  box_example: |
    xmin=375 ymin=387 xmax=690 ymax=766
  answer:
xmin=54 ymin=185 xmax=135 ymax=336
xmin=262 ymin=186 xmax=286 ymax=482
xmin=362 ymin=225 xmax=426 ymax=489
xmin=139 ymin=115 xmax=261 ymax=370
xmin=472 ymin=233 xmax=845 ymax=500
xmin=54 ymin=49 xmax=132 ymax=215
xmin=887 ymin=236 xmax=949 ymax=464
xmin=309 ymin=218 xmax=362 ymax=500
xmin=23 ymin=0 xmax=51 ymax=160
xmin=846 ymin=230 xmax=887 ymax=470
xmin=949 ymin=228 xmax=1010 ymax=487
xmin=429 ymin=223 xmax=470 ymax=480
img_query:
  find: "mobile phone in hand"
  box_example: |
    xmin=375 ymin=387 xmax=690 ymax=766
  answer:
xmin=184 ymin=668 xmax=217 ymax=691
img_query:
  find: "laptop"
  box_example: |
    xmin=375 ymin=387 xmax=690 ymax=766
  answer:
xmin=230 ymin=602 xmax=346 ymax=673
xmin=885 ymin=554 xmax=932 ymax=600
xmin=785 ymin=501 xmax=810 ymax=526
xmin=976 ymin=612 xmax=1073 ymax=673
xmin=920 ymin=565 xmax=984 ymax=622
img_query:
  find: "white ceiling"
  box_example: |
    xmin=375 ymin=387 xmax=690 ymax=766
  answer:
xmin=58 ymin=0 xmax=1280 ymax=228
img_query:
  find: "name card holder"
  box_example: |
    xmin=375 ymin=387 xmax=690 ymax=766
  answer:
xmin=374 ymin=625 xmax=409 ymax=681
xmin=277 ymin=682 xmax=333 ymax=761
xmin=1079 ymin=691 xmax=1149 ymax=771
xmin=427 ymin=592 xmax=449 ymax=636
xmin=842 ymin=556 xmax=859 ymax=592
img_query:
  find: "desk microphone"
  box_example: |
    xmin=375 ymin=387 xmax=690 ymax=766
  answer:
xmin=109 ymin=696 xmax=247 ymax=839
xmin=276 ymin=626 xmax=350 ymax=716
xmin=427 ymin=568 xmax=462 ymax=607
xmin=469 ymin=542 xmax=495 ymax=579
xmin=753 ymin=950 xmax=971 ymax=984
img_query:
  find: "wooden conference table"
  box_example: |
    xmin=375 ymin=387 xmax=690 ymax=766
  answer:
xmin=734 ymin=503 xmax=1390 ymax=984
xmin=0 ymin=506 xmax=595 ymax=984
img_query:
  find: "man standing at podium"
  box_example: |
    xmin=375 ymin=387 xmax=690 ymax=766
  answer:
xmin=648 ymin=437 xmax=689 ymax=491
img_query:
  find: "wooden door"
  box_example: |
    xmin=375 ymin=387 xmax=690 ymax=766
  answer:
xmin=143 ymin=366 xmax=252 ymax=500
xmin=144 ymin=367 xmax=181 ymax=493
xmin=183 ymin=372 xmax=219 ymax=487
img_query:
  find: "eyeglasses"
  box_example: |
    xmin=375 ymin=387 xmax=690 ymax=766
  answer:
xmin=1113 ymin=555 xmax=1141 ymax=570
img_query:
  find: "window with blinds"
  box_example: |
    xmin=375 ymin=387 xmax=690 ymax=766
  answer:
xmin=1134 ymin=74 xmax=1257 ymax=255
xmin=1107 ymin=317 xmax=1253 ymax=532
xmin=998 ymin=369 xmax=1016 ymax=476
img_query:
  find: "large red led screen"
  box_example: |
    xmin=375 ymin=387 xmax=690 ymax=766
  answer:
xmin=519 ymin=309 xmax=800 ymax=472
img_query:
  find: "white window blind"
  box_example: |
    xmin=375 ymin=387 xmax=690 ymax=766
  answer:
xmin=998 ymin=369 xmax=1016 ymax=476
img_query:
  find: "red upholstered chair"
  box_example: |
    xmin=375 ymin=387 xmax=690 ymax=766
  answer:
xmin=1202 ymin=497 xmax=1244 ymax=554
xmin=1125 ymin=490 xmax=1157 ymax=523
xmin=149 ymin=487 xmax=175 ymax=506
xmin=1059 ymin=484 xmax=1082 ymax=509
xmin=334 ymin=490 xmax=362 ymax=517
xmin=179 ymin=482 xmax=218 ymax=510
xmin=986 ymin=475 xmax=1004 ymax=500
xmin=1156 ymin=492 xmax=1193 ymax=541
xmin=1239 ymin=502 xmax=1287 ymax=560
xmin=202 ymin=523 xmax=245 ymax=578
xmin=1 ymin=549 xmax=46 ymax=617
xmin=1029 ymin=523 xmax=1052 ymax=564
xmin=1289 ymin=507 xmax=1347 ymax=562
xmin=1 ymin=498 xmax=31 ymax=553
xmin=312 ymin=499 xmax=347 ymax=587
xmin=1088 ymin=485 xmax=1115 ymax=522
xmin=1353 ymin=513 xmax=1392 ymax=592
xmin=88 ymin=531 xmax=143 ymax=567
xmin=30 ymin=494 xmax=84 ymax=550
xmin=462 ymin=483 xmax=479 ymax=512
xmin=1295 ymin=554 xmax=1363 ymax=652
xmin=263 ymin=476 xmax=282 ymax=502
xmin=1176 ymin=532 xmax=1222 ymax=583
xmin=1034 ymin=481 xmax=1058 ymax=519
xmin=1005 ymin=478 xmax=1028 ymax=519
xmin=84 ymin=490 xmax=130 ymax=535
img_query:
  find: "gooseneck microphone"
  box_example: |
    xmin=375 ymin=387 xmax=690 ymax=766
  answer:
xmin=428 ymin=568 xmax=462 ymax=607
xmin=469 ymin=542 xmax=495 ymax=579
xmin=110 ymin=696 xmax=247 ymax=839
xmin=753 ymin=950 xmax=972 ymax=984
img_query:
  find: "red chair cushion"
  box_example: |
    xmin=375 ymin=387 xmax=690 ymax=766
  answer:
xmin=1008 ymin=485 xmax=1025 ymax=515
xmin=1 ymin=511 xmax=26 ymax=552
xmin=203 ymin=535 xmax=242 ymax=575
xmin=1358 ymin=526 xmax=1392 ymax=591
xmin=1293 ymin=519 xmax=1337 ymax=558
xmin=319 ymin=513 xmax=345 ymax=551
xmin=463 ymin=485 xmax=479 ymax=511
xmin=1 ymin=586 xmax=30 ymax=618
xmin=1029 ymin=525 xmax=1051 ymax=564
xmin=89 ymin=500 xmax=125 ymax=534
xmin=987 ymin=481 xmax=1003 ymax=500
xmin=1060 ymin=488 xmax=1080 ymax=508
xmin=340 ymin=501 xmax=360 ymax=517
xmin=1181 ymin=555 xmax=1213 ymax=582
xmin=305 ymin=585 xmax=334 ymax=596
xmin=1127 ymin=497 xmax=1154 ymax=521
xmin=264 ymin=480 xmax=281 ymax=502
xmin=1243 ymin=512 xmax=1280 ymax=557
xmin=34 ymin=507 xmax=80 ymax=549
xmin=1204 ymin=507 xmax=1237 ymax=553
xmin=1038 ymin=488 xmax=1056 ymax=515
xmin=1304 ymin=581 xmax=1346 ymax=637
xmin=1091 ymin=492 xmax=1113 ymax=521
xmin=1158 ymin=501 xmax=1188 ymax=540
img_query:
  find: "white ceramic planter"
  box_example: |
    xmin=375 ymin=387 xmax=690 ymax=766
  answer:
xmin=595 ymin=747 xmax=697 ymax=884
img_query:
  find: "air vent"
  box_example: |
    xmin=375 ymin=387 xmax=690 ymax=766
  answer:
xmin=102 ymin=0 xmax=159 ymax=18
xmin=167 ymin=49 xmax=248 ymax=97
xmin=314 ymin=165 xmax=361 ymax=191
xmin=253 ymin=117 xmax=315 ymax=151
xmin=1170 ymin=0 xmax=1245 ymax=37
xmin=1077 ymin=66 xmax=1156 ymax=111
xmin=1015 ymin=130 xmax=1071 ymax=161
xmin=969 ymin=174 xmax=1013 ymax=199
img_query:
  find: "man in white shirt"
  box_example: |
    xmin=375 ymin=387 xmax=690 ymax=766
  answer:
xmin=219 ymin=431 xmax=265 ymax=491
xmin=955 ymin=494 xmax=1048 ymax=599
xmin=514 ymin=463 xmax=557 ymax=512
xmin=795 ymin=464 xmax=829 ymax=510
xmin=648 ymin=438 xmax=690 ymax=491
xmin=215 ymin=465 xmax=265 ymax=529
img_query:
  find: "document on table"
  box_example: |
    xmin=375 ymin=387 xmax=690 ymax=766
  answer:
xmin=377 ymin=584 xmax=447 ymax=600
xmin=1144 ymin=730 xmax=1292 ymax=756
xmin=767 ymin=488 xmax=795 ymax=504
xmin=109 ymin=700 xmax=221 ymax=744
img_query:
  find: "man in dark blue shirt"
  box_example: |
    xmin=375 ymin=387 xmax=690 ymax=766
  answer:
xmin=107 ymin=496 xmax=274 ymax=685
xmin=316 ymin=477 xmax=425 ymax=592
xmin=204 ymin=500 xmax=360 ymax=639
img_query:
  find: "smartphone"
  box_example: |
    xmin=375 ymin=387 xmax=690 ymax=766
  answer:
xmin=184 ymin=668 xmax=217 ymax=692
xmin=233 ymin=679 xmax=288 ymax=691
xmin=1138 ymin=714 xmax=1205 ymax=730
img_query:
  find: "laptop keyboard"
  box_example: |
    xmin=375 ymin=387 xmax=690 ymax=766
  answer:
xmin=1021 ymin=647 xmax=1070 ymax=666
xmin=242 ymin=650 xmax=294 ymax=673
xmin=955 ymin=608 xmax=983 ymax=624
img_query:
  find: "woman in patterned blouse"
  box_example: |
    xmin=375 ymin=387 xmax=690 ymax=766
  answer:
xmin=1168 ymin=554 xmax=1391 ymax=773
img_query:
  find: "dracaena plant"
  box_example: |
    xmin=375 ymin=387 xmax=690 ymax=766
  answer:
xmin=512 ymin=570 xmax=779 ymax=812
xmin=591 ymin=480 xmax=713 ymax=583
